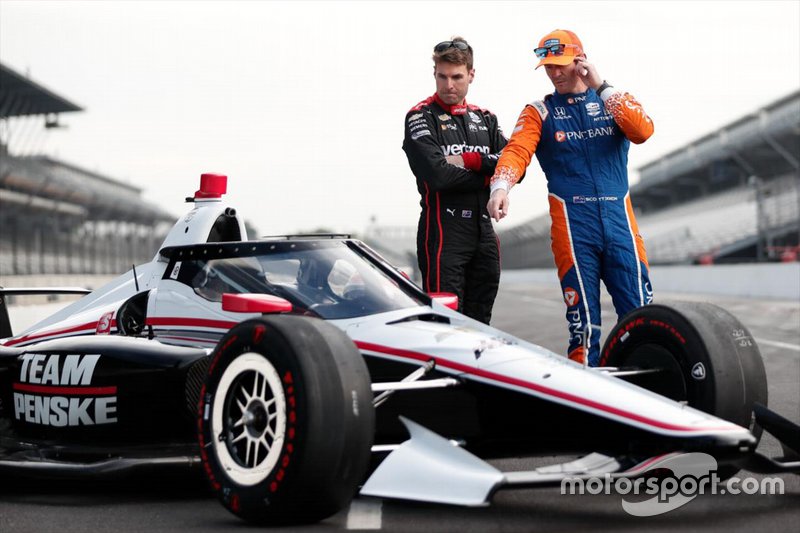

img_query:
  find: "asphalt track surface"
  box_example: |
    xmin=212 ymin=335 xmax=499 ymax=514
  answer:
xmin=1 ymin=282 xmax=798 ymax=532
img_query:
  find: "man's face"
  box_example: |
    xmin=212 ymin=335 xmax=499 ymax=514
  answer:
xmin=434 ymin=62 xmax=474 ymax=105
xmin=544 ymin=60 xmax=581 ymax=94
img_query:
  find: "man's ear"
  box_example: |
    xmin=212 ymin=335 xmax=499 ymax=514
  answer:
xmin=469 ymin=68 xmax=475 ymax=84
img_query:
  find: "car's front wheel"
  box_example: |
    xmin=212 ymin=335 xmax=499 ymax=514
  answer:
xmin=599 ymin=301 xmax=767 ymax=476
xmin=198 ymin=315 xmax=374 ymax=525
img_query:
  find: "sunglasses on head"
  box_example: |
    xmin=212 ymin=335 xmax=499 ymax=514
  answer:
xmin=533 ymin=43 xmax=581 ymax=59
xmin=434 ymin=40 xmax=470 ymax=53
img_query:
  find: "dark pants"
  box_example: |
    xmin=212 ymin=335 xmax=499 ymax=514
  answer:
xmin=417 ymin=205 xmax=500 ymax=324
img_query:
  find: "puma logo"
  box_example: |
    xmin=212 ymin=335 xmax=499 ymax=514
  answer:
xmin=446 ymin=208 xmax=456 ymax=216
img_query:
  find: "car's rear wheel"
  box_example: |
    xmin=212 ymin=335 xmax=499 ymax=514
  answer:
xmin=599 ymin=301 xmax=767 ymax=475
xmin=198 ymin=315 xmax=374 ymax=525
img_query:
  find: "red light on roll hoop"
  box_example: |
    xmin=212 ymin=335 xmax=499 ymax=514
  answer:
xmin=194 ymin=173 xmax=228 ymax=199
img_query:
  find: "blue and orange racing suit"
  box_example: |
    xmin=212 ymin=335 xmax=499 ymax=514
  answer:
xmin=491 ymin=87 xmax=654 ymax=365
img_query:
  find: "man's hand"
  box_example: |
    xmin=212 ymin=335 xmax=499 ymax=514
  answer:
xmin=574 ymin=57 xmax=603 ymax=91
xmin=488 ymin=189 xmax=509 ymax=221
xmin=445 ymin=155 xmax=465 ymax=168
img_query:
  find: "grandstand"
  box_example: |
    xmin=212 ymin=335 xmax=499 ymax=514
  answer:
xmin=499 ymin=90 xmax=800 ymax=267
xmin=0 ymin=62 xmax=174 ymax=278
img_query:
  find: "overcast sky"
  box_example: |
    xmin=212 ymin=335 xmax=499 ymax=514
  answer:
xmin=1 ymin=1 xmax=798 ymax=236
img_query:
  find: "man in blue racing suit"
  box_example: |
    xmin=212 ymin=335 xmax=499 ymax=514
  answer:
xmin=487 ymin=29 xmax=654 ymax=366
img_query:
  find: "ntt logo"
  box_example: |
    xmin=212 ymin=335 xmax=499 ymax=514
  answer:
xmin=560 ymin=453 xmax=784 ymax=516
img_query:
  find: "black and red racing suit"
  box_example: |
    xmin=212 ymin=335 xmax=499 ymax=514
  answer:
xmin=403 ymin=94 xmax=508 ymax=324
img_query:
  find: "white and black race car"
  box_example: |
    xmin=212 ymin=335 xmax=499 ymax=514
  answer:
xmin=1 ymin=174 xmax=797 ymax=525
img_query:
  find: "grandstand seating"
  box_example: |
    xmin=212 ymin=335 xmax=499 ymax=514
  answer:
xmin=0 ymin=62 xmax=174 ymax=278
xmin=641 ymin=187 xmax=755 ymax=263
xmin=493 ymin=175 xmax=798 ymax=267
xmin=644 ymin=173 xmax=798 ymax=264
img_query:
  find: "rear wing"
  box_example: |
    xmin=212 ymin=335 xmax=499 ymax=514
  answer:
xmin=0 ymin=287 xmax=92 ymax=339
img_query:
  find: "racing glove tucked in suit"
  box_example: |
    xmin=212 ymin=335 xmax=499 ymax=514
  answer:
xmin=404 ymin=94 xmax=508 ymax=324
xmin=491 ymin=87 xmax=654 ymax=365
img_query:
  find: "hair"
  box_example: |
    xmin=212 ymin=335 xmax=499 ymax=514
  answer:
xmin=432 ymin=36 xmax=473 ymax=71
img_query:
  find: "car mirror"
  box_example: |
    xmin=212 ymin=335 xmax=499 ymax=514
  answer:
xmin=428 ymin=292 xmax=458 ymax=311
xmin=222 ymin=293 xmax=292 ymax=314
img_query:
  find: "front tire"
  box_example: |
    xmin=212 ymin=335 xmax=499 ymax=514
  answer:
xmin=198 ymin=315 xmax=374 ymax=525
xmin=599 ymin=301 xmax=767 ymax=446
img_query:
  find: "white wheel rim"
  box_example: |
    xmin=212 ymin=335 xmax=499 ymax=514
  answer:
xmin=211 ymin=352 xmax=287 ymax=486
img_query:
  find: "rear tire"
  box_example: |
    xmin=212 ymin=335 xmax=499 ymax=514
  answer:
xmin=198 ymin=315 xmax=374 ymax=525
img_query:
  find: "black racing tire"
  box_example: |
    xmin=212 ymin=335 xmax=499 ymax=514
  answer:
xmin=599 ymin=301 xmax=768 ymax=443
xmin=198 ymin=315 xmax=374 ymax=525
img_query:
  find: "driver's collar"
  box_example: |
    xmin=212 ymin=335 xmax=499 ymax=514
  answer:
xmin=434 ymin=93 xmax=468 ymax=115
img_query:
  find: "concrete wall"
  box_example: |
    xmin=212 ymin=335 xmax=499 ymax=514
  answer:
xmin=501 ymin=262 xmax=800 ymax=301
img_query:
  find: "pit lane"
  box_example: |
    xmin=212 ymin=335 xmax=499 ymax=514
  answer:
xmin=1 ymin=282 xmax=798 ymax=532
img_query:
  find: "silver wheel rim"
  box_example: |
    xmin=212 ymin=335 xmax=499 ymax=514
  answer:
xmin=212 ymin=352 xmax=287 ymax=486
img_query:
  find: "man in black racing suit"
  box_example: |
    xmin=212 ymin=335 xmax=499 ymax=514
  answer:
xmin=403 ymin=37 xmax=508 ymax=324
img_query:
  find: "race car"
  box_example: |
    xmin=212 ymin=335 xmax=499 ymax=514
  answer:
xmin=1 ymin=174 xmax=797 ymax=525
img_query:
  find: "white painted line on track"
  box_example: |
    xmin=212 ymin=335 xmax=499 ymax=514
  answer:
xmin=755 ymin=337 xmax=800 ymax=353
xmin=346 ymin=498 xmax=383 ymax=530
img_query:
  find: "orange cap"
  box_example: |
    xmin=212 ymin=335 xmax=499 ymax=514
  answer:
xmin=535 ymin=29 xmax=583 ymax=69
